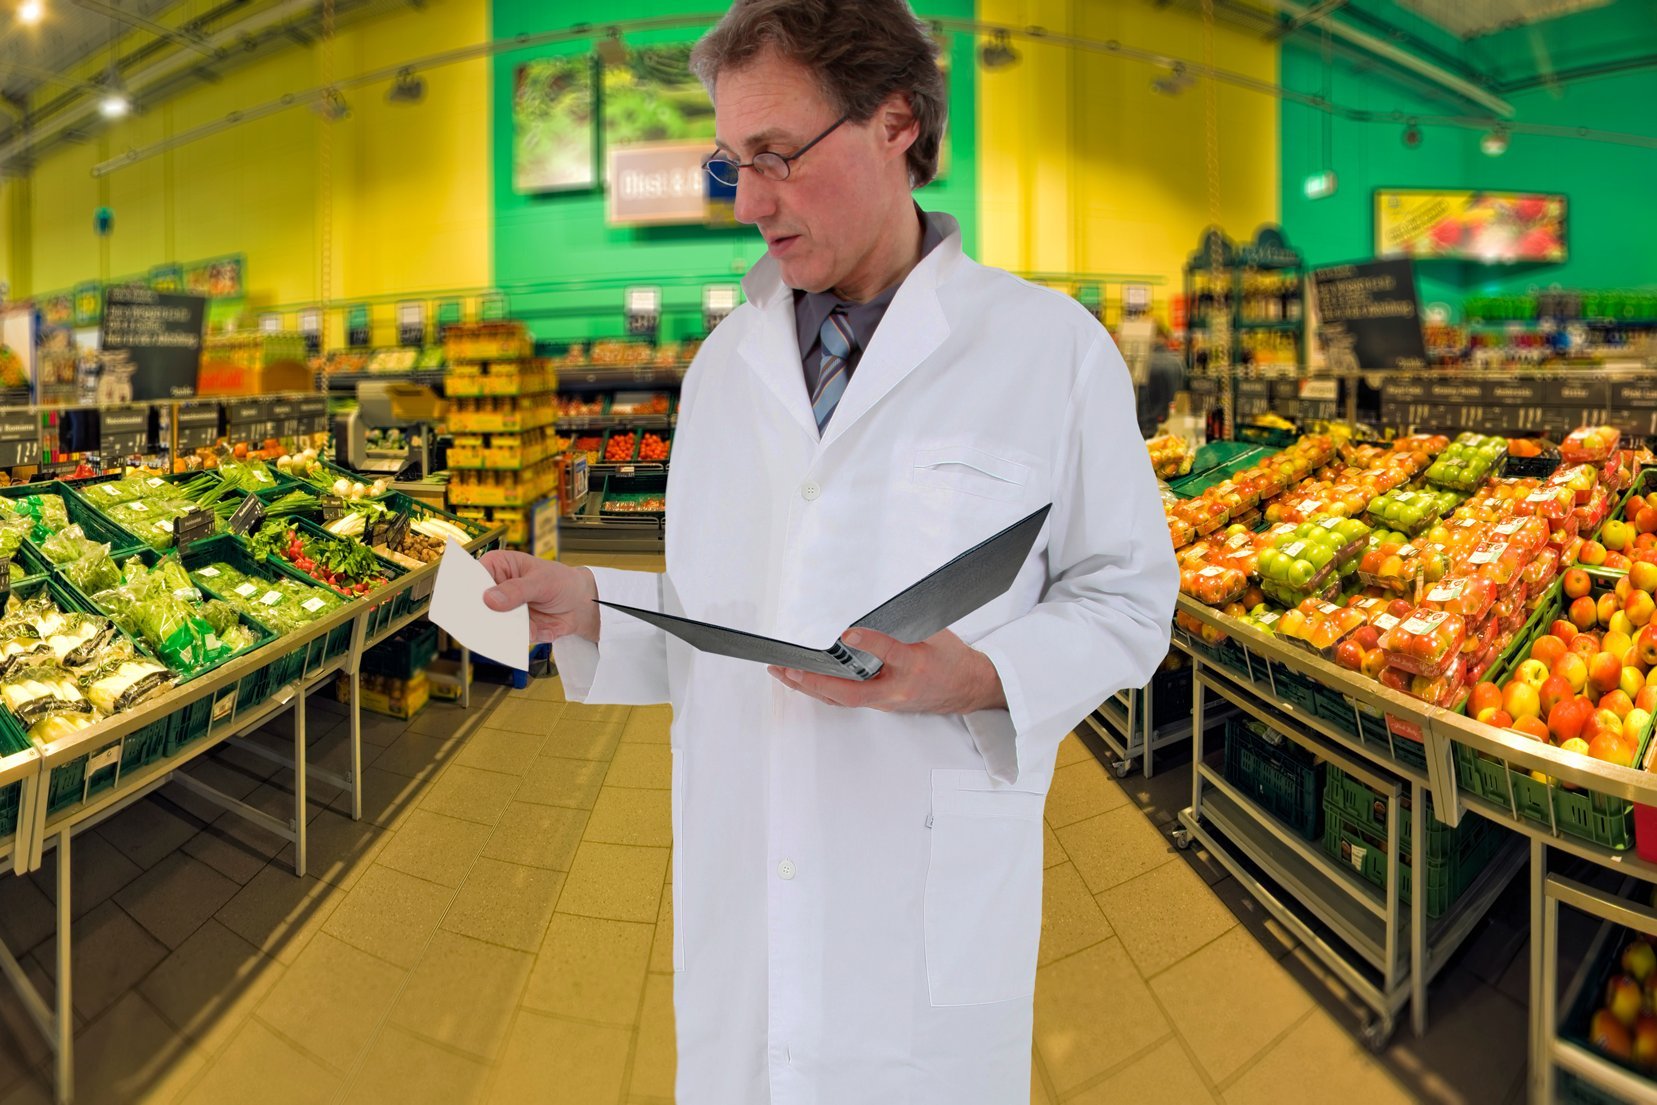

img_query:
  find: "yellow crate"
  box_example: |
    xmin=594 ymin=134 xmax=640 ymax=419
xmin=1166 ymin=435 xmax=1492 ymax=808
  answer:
xmin=333 ymin=671 xmax=430 ymax=719
xmin=445 ymin=406 xmax=554 ymax=434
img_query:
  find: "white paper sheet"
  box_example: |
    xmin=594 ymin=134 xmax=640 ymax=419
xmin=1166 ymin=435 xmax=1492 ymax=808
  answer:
xmin=429 ymin=539 xmax=530 ymax=670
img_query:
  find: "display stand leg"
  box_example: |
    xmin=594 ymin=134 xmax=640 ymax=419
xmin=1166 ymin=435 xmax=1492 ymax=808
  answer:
xmin=1530 ymin=837 xmax=1548 ymax=1105
xmin=461 ymin=646 xmax=471 ymax=710
xmin=54 ymin=828 xmax=71 ymax=1105
xmin=1141 ymin=683 xmax=1154 ymax=779
xmin=348 ymin=673 xmax=363 ymax=822
xmin=1411 ymin=780 xmax=1427 ymax=1038
xmin=1189 ymin=659 xmax=1207 ymax=822
xmin=292 ymin=695 xmax=307 ymax=878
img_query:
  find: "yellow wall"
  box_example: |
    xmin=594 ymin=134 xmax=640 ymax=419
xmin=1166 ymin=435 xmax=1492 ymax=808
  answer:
xmin=977 ymin=0 xmax=1280 ymax=312
xmin=10 ymin=0 xmax=490 ymax=317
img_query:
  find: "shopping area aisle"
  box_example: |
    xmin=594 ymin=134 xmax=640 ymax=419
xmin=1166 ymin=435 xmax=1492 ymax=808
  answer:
xmin=0 ymin=675 xmax=1529 ymax=1105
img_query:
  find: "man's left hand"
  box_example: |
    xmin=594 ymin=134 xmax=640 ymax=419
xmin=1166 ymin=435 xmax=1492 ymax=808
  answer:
xmin=768 ymin=629 xmax=1008 ymax=715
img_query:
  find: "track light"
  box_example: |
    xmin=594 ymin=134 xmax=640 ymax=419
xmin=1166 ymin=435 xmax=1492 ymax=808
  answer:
xmin=17 ymin=0 xmax=42 ymax=25
xmin=1480 ymin=126 xmax=1509 ymax=156
xmin=386 ymin=67 xmax=424 ymax=104
xmin=1402 ymin=121 xmax=1421 ymax=147
xmin=978 ymin=30 xmax=1018 ymax=71
xmin=1151 ymin=62 xmax=1196 ymax=97
xmin=98 ymin=70 xmax=128 ymax=119
xmin=312 ymin=88 xmax=350 ymax=122
xmin=596 ymin=28 xmax=627 ymax=67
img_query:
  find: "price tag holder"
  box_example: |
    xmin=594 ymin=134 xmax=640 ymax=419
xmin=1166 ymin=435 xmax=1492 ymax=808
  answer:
xmin=625 ymin=285 xmax=662 ymax=339
xmin=397 ymin=301 xmax=426 ymax=348
xmin=300 ymin=309 xmax=322 ymax=356
xmin=174 ymin=508 xmax=215 ymax=553
xmin=386 ymin=510 xmax=411 ymax=551
xmin=0 ymin=558 xmax=12 ymax=602
xmin=321 ymin=496 xmax=345 ymax=521
xmin=228 ymin=495 xmax=266 ymax=537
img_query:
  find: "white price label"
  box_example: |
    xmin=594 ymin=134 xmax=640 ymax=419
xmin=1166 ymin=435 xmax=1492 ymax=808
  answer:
xmin=260 ymin=590 xmax=283 ymax=606
xmin=128 ymin=501 xmax=149 ymax=514
xmin=197 ymin=566 xmax=220 ymax=578
xmin=235 ymin=582 xmax=258 ymax=598
xmin=301 ymin=596 xmax=327 ymax=613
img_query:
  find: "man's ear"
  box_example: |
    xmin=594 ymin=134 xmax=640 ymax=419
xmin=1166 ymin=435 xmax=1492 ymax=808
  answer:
xmin=875 ymin=91 xmax=919 ymax=160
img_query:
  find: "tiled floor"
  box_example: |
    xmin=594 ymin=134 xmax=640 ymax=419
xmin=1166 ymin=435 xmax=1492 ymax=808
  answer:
xmin=0 ymin=680 xmax=1532 ymax=1105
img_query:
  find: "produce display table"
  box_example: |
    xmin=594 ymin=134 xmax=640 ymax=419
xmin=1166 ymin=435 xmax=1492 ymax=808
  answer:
xmin=1171 ymin=594 xmax=1657 ymax=1101
xmin=0 ymin=506 xmax=504 ymax=1105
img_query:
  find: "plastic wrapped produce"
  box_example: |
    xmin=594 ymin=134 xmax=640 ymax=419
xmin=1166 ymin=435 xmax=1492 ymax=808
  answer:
xmin=82 ymin=657 xmax=174 ymax=715
xmin=1181 ymin=564 xmax=1248 ymax=607
xmin=41 ymin=613 xmax=116 ymax=668
xmin=1561 ymin=425 xmax=1620 ymax=465
xmin=28 ymin=711 xmax=98 ymax=745
xmin=0 ymin=664 xmax=92 ymax=728
xmin=1380 ymin=607 xmax=1467 ymax=678
xmin=1421 ymin=575 xmax=1497 ymax=622
xmin=1279 ymin=599 xmax=1365 ymax=655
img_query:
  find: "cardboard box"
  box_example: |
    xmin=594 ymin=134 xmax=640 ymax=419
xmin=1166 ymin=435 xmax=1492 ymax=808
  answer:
xmin=333 ymin=670 xmax=430 ymax=719
xmin=426 ymin=658 xmax=473 ymax=702
xmin=196 ymin=360 xmax=316 ymax=398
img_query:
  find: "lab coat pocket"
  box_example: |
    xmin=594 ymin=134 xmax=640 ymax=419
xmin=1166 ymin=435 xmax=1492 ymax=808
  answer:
xmin=911 ymin=444 xmax=1031 ymax=503
xmin=671 ymin=753 xmax=686 ymax=972
xmin=923 ymin=770 xmax=1045 ymax=1007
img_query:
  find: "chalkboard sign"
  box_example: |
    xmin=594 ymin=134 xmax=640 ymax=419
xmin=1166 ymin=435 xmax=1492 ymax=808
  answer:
xmin=228 ymin=495 xmax=266 ymax=537
xmin=1312 ymin=260 xmax=1428 ymax=373
xmin=321 ymin=496 xmax=346 ymax=521
xmin=173 ymin=507 xmax=214 ymax=553
xmin=100 ymin=286 xmax=208 ymax=401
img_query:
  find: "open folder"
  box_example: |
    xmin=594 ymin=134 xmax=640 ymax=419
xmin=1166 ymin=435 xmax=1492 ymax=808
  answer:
xmin=597 ymin=504 xmax=1052 ymax=681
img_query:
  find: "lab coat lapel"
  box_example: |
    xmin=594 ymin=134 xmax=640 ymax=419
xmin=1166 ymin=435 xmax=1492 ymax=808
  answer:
xmin=817 ymin=262 xmax=949 ymax=449
xmin=737 ymin=256 xmax=820 ymax=440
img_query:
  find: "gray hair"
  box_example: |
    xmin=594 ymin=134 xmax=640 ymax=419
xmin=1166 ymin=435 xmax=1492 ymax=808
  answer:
xmin=689 ymin=0 xmax=947 ymax=189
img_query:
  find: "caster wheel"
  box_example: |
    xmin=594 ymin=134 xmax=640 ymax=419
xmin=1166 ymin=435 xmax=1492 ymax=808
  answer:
xmin=1112 ymin=759 xmax=1133 ymax=779
xmin=1360 ymin=1016 xmax=1393 ymax=1052
xmin=1171 ymin=828 xmax=1193 ymax=851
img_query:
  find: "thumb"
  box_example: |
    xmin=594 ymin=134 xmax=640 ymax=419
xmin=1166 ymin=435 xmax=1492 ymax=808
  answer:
xmin=484 ymin=576 xmax=538 ymax=612
xmin=841 ymin=628 xmax=900 ymax=660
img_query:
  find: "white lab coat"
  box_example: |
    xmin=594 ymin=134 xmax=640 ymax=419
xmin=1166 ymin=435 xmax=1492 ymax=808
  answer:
xmin=553 ymin=212 xmax=1177 ymax=1105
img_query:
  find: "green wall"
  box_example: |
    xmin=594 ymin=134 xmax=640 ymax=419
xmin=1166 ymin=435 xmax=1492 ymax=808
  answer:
xmin=489 ymin=0 xmax=978 ymax=344
xmin=1280 ymin=4 xmax=1657 ymax=318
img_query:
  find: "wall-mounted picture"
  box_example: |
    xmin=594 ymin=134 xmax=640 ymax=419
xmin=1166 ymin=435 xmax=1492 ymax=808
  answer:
xmin=602 ymin=44 xmax=716 ymax=166
xmin=1375 ymin=189 xmax=1567 ymax=264
xmin=184 ymin=254 xmax=245 ymax=298
xmin=514 ymin=55 xmax=597 ymax=194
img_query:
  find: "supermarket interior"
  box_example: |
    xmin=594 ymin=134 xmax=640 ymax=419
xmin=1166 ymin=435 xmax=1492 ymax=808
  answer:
xmin=0 ymin=0 xmax=1652 ymax=1103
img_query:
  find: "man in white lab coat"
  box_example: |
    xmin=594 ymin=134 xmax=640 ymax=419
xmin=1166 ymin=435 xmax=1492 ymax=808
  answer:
xmin=480 ymin=2 xmax=1178 ymax=1101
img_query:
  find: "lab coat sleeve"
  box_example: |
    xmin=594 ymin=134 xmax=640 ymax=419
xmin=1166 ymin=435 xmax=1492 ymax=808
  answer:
xmin=962 ymin=338 xmax=1179 ymax=784
xmin=550 ymin=567 xmax=672 ymax=705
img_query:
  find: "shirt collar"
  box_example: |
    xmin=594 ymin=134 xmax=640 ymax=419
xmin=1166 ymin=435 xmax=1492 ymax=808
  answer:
xmin=742 ymin=208 xmax=960 ymax=310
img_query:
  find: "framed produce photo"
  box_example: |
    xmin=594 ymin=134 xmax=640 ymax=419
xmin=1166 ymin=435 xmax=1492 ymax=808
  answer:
xmin=1374 ymin=189 xmax=1567 ymax=264
xmin=514 ymin=55 xmax=598 ymax=194
xmin=602 ymin=44 xmax=716 ymax=171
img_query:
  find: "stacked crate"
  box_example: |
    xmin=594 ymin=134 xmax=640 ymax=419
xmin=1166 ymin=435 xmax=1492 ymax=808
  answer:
xmin=444 ymin=322 xmax=559 ymax=551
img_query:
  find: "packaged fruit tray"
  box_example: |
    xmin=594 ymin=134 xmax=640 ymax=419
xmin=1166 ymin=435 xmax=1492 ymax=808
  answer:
xmin=1366 ymin=489 xmax=1460 ymax=538
xmin=1558 ymin=922 xmax=1657 ymax=1096
xmin=1502 ymin=438 xmax=1562 ymax=479
xmin=598 ymin=472 xmax=668 ymax=518
xmin=1426 ymin=433 xmax=1507 ymax=492
xmin=1562 ymin=426 xmax=1623 ymax=466
xmin=1223 ymin=716 xmax=1324 ymax=841
xmin=1456 ymin=575 xmax=1657 ymax=849
xmin=1164 ymin=442 xmax=1270 ymax=498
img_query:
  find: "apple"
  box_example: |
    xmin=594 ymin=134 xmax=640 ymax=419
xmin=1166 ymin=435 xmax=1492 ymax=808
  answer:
xmin=1532 ymin=635 xmax=1569 ymax=669
xmin=1590 ymin=731 xmax=1636 ymax=767
xmin=1572 ymin=632 xmax=1603 ymax=662
xmin=1611 ymin=974 xmax=1647 ymax=1027
xmin=1561 ymin=735 xmax=1592 ymax=757
xmin=1623 ymin=666 xmax=1648 ymax=701
xmin=1591 ymin=651 xmax=1626 ymax=696
xmin=1540 ymin=674 xmax=1575 ymax=717
xmin=1469 ymin=682 xmax=1504 ymax=717
xmin=1486 ymin=709 xmax=1514 ymax=731
xmin=1380 ymin=666 xmax=1412 ymax=693
xmin=1361 ymin=647 xmax=1389 ymax=679
xmin=1605 ymin=632 xmax=1635 ymax=662
xmin=1629 ymin=590 xmax=1657 ymax=628
xmin=1631 ymin=560 xmax=1657 ymax=594
xmin=1604 ymin=519 xmax=1634 ymax=551
xmin=1601 ymin=592 xmax=1623 ymax=628
xmin=1628 ymin=940 xmax=1657 ymax=985
xmin=1514 ymin=716 xmax=1552 ymax=742
xmin=1555 ymin=652 xmax=1590 ymax=692
xmin=1515 ymin=658 xmax=1552 ymax=690
xmin=1601 ymin=689 xmax=1635 ymax=720
xmin=1335 ymin=637 xmax=1365 ymax=670
xmin=1592 ymin=1009 xmax=1634 ymax=1060
xmin=1639 ymin=505 xmax=1657 ymax=534
xmin=1572 ymin=596 xmax=1601 ymax=631
xmin=1564 ymin=568 xmax=1593 ymax=599
xmin=1550 ymin=699 xmax=1593 ymax=743
xmin=1620 ymin=577 xmax=1635 ymax=602
xmin=1635 ymin=1014 xmax=1657 ymax=1070
xmin=1582 ymin=540 xmax=1610 ymax=566
xmin=1637 ymin=685 xmax=1657 ymax=714
xmin=1503 ymin=680 xmax=1543 ymax=721
xmin=1638 ymin=624 xmax=1657 ymax=668
xmin=1607 ymin=552 xmax=1634 ymax=572
xmin=1611 ymin=611 xmax=1637 ymax=639
xmin=1551 ymin=619 xmax=1580 ymax=645
xmin=1625 ymin=708 xmax=1653 ymax=744
xmin=1587 ymin=708 xmax=1626 ymax=744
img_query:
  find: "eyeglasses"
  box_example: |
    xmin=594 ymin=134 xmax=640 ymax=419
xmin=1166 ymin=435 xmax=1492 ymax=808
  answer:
xmin=703 ymin=114 xmax=850 ymax=188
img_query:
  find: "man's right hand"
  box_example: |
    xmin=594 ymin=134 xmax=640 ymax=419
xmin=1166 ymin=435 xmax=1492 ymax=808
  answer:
xmin=479 ymin=551 xmax=601 ymax=644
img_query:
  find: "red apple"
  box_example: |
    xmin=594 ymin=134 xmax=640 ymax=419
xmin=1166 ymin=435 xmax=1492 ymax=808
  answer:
xmin=1551 ymin=618 xmax=1580 ymax=645
xmin=1515 ymin=658 xmax=1552 ymax=690
xmin=1531 ymin=635 xmax=1569 ymax=669
xmin=1589 ymin=731 xmax=1636 ymax=767
xmin=1637 ymin=624 xmax=1657 ymax=668
xmin=1601 ymin=593 xmax=1624 ymax=627
xmin=1623 ymin=665 xmax=1647 ymax=702
xmin=1637 ymin=685 xmax=1657 ymax=714
xmin=1335 ymin=637 xmax=1365 ymax=671
xmin=1361 ymin=647 xmax=1389 ymax=679
xmin=1513 ymin=716 xmax=1552 ymax=742
xmin=1631 ymin=560 xmax=1657 ymax=594
xmin=1572 ymin=596 xmax=1601 ymax=632
xmin=1572 ymin=633 xmax=1603 ymax=661
xmin=1469 ymin=682 xmax=1504 ymax=717
xmin=1540 ymin=674 xmax=1575 ymax=717
xmin=1582 ymin=541 xmax=1609 ymax=567
xmin=1601 ymin=689 xmax=1635 ymax=720
xmin=1548 ymin=698 xmax=1593 ymax=743
xmin=1350 ymin=625 xmax=1382 ymax=651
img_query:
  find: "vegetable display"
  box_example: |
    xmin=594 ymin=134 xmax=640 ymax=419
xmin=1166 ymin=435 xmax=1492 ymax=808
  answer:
xmin=89 ymin=555 xmax=256 ymax=676
xmin=0 ymin=493 xmax=70 ymax=554
xmin=249 ymin=526 xmax=390 ymax=597
xmin=192 ymin=561 xmax=345 ymax=636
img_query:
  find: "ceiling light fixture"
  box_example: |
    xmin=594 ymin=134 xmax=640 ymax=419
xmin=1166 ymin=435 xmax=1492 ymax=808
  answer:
xmin=312 ymin=87 xmax=350 ymax=122
xmin=1402 ymin=120 xmax=1422 ymax=147
xmin=98 ymin=69 xmax=128 ymax=119
xmin=17 ymin=0 xmax=42 ymax=26
xmin=386 ymin=67 xmax=424 ymax=104
xmin=1480 ymin=126 xmax=1509 ymax=156
xmin=1151 ymin=62 xmax=1196 ymax=97
xmin=978 ymin=30 xmax=1019 ymax=71
xmin=596 ymin=28 xmax=627 ymax=67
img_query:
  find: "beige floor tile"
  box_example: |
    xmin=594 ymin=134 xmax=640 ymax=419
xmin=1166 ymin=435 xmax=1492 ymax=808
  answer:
xmin=139 ymin=919 xmax=281 ymax=1058
xmin=1149 ymin=926 xmax=1313 ymax=1085
xmin=278 ymin=805 xmax=389 ymax=891
xmin=113 ymin=851 xmax=242 ymax=950
xmin=420 ymin=764 xmax=520 ymax=826
xmin=629 ymin=972 xmax=676 ymax=1099
xmin=1069 ymin=1036 xmax=1217 ymax=1105
xmin=523 ymin=913 xmax=654 ymax=1025
xmin=485 ymin=1011 xmax=631 ymax=1105
xmin=561 ymin=701 xmax=631 ymax=724
xmin=1382 ymin=972 xmax=1527 ymax=1105
xmin=517 ymin=673 xmax=567 ymax=703
xmin=255 ymin=931 xmax=406 ymax=1073
xmin=540 ymin=719 xmax=626 ymax=762
xmin=442 ymin=858 xmax=564 ymax=952
xmin=333 ymin=764 xmax=428 ymax=829
xmin=405 ymin=701 xmax=493 ymax=741
xmin=304 ymin=728 xmax=383 ymax=781
xmin=389 ymin=931 xmax=534 ymax=1061
xmin=94 ymin=796 xmax=205 ymax=872
xmin=320 ymin=864 xmax=453 ymax=968
xmin=1222 ymin=1010 xmax=1412 ymax=1105
xmin=454 ymin=725 xmax=547 ymax=776
xmin=376 ymin=808 xmax=494 ymax=888
xmin=1056 ymin=732 xmax=1092 ymax=767
xmin=0 ymin=978 xmax=52 ymax=1092
xmin=650 ymin=882 xmax=674 ymax=974
xmin=215 ymin=866 xmax=341 ymax=967
xmin=181 ymin=811 xmax=286 ymax=885
xmin=604 ymin=744 xmax=671 ymax=789
xmin=556 ymin=842 xmax=668 ymax=923
xmin=28 ymin=899 xmax=168 ymax=1023
xmin=1096 ymin=860 xmax=1237 ymax=978
xmin=177 ymin=1017 xmax=338 ymax=1105
xmin=0 ymin=875 xmax=54 ymax=957
xmin=621 ymin=705 xmax=671 ymax=744
xmin=1057 ymin=804 xmax=1177 ymax=894
xmin=483 ymin=695 xmax=568 ymax=736
xmin=583 ymin=785 xmax=673 ymax=847
xmin=28 ymin=830 xmax=143 ymax=922
xmin=1031 ymin=1059 xmax=1056 ymax=1105
xmin=483 ymin=802 xmax=588 ymax=871
xmin=341 ymin=1023 xmax=491 ymax=1105
xmin=59 ymin=992 xmax=207 ymax=1105
xmin=355 ymin=709 xmax=414 ymax=749
xmin=1033 ymin=939 xmax=1171 ymax=1096
xmin=1039 ymin=861 xmax=1115 ymax=967
xmin=373 ymin=730 xmax=459 ymax=780
xmin=1043 ymin=758 xmax=1130 ymax=828
xmin=1209 ymin=877 xmax=1298 ymax=961
xmin=517 ymin=754 xmax=608 ymax=809
xmin=180 ymin=750 xmax=268 ymax=802
xmin=1043 ymin=820 xmax=1066 ymax=869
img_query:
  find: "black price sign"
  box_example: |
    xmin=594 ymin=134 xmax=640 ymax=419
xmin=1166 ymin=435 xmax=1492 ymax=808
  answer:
xmin=321 ymin=496 xmax=346 ymax=521
xmin=386 ymin=510 xmax=411 ymax=551
xmin=1312 ymin=259 xmax=1428 ymax=372
xmin=228 ymin=495 xmax=266 ymax=537
xmin=173 ymin=507 xmax=215 ymax=553
xmin=100 ymin=287 xmax=208 ymax=401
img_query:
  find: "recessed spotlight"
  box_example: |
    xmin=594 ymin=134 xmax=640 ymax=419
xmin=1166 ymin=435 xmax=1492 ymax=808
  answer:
xmin=1480 ymin=126 xmax=1509 ymax=156
xmin=99 ymin=90 xmax=128 ymax=118
xmin=17 ymin=0 xmax=42 ymax=25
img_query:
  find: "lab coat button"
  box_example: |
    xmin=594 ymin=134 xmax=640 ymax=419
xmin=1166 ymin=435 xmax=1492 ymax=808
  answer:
xmin=777 ymin=859 xmax=797 ymax=880
xmin=800 ymin=481 xmax=821 ymax=501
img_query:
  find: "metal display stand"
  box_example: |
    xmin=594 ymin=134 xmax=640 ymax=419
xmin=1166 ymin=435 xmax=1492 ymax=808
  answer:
xmin=0 ymin=523 xmax=501 ymax=1105
xmin=1085 ymin=679 xmax=1234 ymax=779
xmin=1169 ymin=595 xmax=1657 ymax=1099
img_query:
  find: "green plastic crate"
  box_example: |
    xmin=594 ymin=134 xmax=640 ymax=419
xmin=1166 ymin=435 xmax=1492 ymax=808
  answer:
xmin=0 ymin=700 xmax=28 ymax=839
xmin=1558 ymin=921 xmax=1657 ymax=1102
xmin=362 ymin=621 xmax=439 ymax=681
xmin=1223 ymin=716 xmax=1324 ymax=841
xmin=1165 ymin=442 xmax=1272 ymax=500
xmin=258 ymin=518 xmax=407 ymax=640
xmin=1320 ymin=801 xmax=1503 ymax=919
xmin=0 ymin=481 xmax=143 ymax=557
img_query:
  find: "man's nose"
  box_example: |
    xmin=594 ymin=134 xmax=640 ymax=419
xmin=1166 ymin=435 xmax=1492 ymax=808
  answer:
xmin=732 ymin=168 xmax=777 ymax=225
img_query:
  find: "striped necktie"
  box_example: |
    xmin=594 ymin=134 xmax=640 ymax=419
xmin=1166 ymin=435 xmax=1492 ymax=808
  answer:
xmin=812 ymin=308 xmax=857 ymax=433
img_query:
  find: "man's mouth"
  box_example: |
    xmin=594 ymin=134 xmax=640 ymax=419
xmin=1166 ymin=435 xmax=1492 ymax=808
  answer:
xmin=767 ymin=234 xmax=801 ymax=255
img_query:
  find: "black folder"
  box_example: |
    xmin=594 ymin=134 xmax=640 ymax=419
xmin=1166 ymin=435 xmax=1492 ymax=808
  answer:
xmin=597 ymin=504 xmax=1052 ymax=681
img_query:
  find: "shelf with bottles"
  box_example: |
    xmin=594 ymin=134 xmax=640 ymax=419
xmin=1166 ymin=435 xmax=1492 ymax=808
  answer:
xmin=1465 ymin=288 xmax=1657 ymax=326
xmin=1181 ymin=225 xmax=1307 ymax=381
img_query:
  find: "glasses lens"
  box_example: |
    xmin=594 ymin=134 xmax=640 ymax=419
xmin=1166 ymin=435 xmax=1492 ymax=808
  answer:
xmin=705 ymin=158 xmax=739 ymax=186
xmin=752 ymin=152 xmax=789 ymax=181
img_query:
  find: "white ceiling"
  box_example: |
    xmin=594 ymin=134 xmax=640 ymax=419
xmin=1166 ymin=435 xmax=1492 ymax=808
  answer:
xmin=1397 ymin=0 xmax=1613 ymax=38
xmin=0 ymin=0 xmax=190 ymax=102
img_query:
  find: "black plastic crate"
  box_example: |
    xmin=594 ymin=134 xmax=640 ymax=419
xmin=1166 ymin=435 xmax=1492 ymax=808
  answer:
xmin=1223 ymin=716 xmax=1325 ymax=841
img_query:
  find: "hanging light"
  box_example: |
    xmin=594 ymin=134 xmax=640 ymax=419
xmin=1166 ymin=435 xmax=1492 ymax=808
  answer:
xmin=1151 ymin=62 xmax=1196 ymax=97
xmin=17 ymin=0 xmax=42 ymax=26
xmin=1480 ymin=126 xmax=1509 ymax=156
xmin=596 ymin=28 xmax=627 ymax=67
xmin=385 ymin=67 xmax=424 ymax=104
xmin=99 ymin=70 xmax=129 ymax=119
xmin=978 ymin=30 xmax=1018 ymax=71
xmin=312 ymin=87 xmax=350 ymax=122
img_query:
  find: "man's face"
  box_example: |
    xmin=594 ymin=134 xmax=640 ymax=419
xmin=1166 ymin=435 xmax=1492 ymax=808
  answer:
xmin=713 ymin=52 xmax=890 ymax=294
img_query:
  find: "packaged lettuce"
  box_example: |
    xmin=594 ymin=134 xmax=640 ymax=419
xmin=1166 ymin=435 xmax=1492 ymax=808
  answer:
xmin=1 ymin=664 xmax=91 ymax=728
xmin=199 ymin=599 xmax=239 ymax=637
xmin=28 ymin=711 xmax=99 ymax=745
xmin=63 ymin=547 xmax=120 ymax=595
